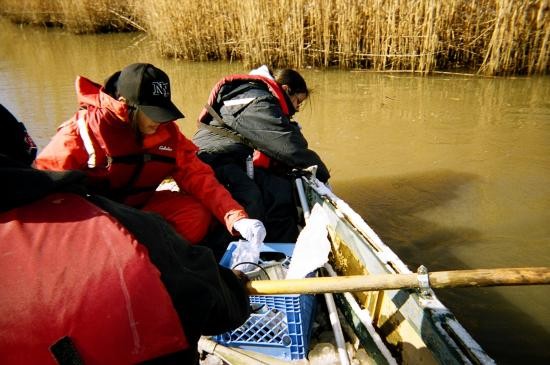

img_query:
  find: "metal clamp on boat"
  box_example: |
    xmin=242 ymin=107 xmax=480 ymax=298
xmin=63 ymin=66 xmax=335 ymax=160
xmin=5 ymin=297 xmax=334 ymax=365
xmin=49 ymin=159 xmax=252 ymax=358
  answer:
xmin=417 ymin=265 xmax=432 ymax=297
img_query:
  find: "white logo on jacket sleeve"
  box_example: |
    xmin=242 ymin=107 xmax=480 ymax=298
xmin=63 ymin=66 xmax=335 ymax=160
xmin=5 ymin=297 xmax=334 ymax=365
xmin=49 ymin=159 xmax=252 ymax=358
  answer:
xmin=159 ymin=145 xmax=173 ymax=151
xmin=152 ymin=82 xmax=169 ymax=97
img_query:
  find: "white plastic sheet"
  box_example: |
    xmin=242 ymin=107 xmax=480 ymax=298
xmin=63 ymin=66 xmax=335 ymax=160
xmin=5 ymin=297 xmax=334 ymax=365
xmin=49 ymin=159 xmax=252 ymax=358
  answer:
xmin=286 ymin=203 xmax=331 ymax=279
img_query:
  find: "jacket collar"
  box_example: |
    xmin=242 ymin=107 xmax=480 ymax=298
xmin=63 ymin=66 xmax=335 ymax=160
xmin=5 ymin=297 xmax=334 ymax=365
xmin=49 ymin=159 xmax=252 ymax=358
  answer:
xmin=75 ymin=76 xmax=132 ymax=124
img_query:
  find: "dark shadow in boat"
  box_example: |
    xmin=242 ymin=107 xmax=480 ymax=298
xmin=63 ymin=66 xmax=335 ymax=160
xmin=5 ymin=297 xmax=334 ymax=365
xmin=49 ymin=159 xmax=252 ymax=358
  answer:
xmin=333 ymin=169 xmax=550 ymax=365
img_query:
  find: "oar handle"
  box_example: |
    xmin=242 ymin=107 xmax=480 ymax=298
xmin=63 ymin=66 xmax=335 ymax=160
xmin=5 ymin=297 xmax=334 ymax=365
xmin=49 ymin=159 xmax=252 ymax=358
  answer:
xmin=245 ymin=267 xmax=550 ymax=295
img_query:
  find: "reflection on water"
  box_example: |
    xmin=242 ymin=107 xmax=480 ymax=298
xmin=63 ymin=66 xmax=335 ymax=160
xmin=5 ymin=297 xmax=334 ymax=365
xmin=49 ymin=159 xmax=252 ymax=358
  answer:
xmin=1 ymin=19 xmax=549 ymax=364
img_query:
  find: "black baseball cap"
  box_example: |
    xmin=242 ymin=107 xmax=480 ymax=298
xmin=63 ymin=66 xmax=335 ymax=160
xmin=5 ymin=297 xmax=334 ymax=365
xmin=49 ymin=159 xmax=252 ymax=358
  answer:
xmin=115 ymin=63 xmax=184 ymax=123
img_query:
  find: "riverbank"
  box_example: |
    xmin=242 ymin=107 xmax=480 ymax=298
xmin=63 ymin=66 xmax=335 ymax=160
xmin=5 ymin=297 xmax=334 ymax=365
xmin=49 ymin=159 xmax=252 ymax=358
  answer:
xmin=0 ymin=0 xmax=548 ymax=75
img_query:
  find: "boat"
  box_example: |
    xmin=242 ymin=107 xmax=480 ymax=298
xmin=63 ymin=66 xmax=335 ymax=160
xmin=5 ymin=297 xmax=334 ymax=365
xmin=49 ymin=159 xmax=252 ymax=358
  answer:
xmin=199 ymin=171 xmax=496 ymax=364
xmin=297 ymin=173 xmax=495 ymax=364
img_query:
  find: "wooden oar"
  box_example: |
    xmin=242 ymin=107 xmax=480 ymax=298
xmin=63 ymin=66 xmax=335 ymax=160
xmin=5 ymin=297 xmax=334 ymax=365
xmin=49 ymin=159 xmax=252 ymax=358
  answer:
xmin=245 ymin=267 xmax=550 ymax=295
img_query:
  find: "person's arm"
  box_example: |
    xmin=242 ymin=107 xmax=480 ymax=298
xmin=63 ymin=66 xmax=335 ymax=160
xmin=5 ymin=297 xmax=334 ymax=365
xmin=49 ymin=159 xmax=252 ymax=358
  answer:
xmin=34 ymin=121 xmax=89 ymax=171
xmin=171 ymin=131 xmax=248 ymax=233
xmin=225 ymin=95 xmax=330 ymax=182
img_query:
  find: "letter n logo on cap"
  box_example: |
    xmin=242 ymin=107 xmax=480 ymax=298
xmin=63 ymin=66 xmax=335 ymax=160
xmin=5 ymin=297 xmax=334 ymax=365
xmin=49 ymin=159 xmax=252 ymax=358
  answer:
xmin=152 ymin=81 xmax=169 ymax=97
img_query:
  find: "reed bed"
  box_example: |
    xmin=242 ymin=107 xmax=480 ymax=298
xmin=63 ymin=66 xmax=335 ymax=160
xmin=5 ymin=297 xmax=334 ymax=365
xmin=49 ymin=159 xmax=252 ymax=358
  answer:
xmin=0 ymin=0 xmax=135 ymax=33
xmin=1 ymin=0 xmax=548 ymax=75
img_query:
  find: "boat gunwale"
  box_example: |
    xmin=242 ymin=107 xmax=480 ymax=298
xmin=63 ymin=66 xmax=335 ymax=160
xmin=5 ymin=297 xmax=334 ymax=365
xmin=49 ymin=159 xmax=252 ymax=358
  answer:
xmin=302 ymin=175 xmax=495 ymax=365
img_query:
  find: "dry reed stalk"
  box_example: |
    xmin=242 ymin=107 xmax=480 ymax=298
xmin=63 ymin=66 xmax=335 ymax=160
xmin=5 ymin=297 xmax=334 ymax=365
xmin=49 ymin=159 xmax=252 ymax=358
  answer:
xmin=302 ymin=0 xmax=333 ymax=67
xmin=238 ymin=1 xmax=270 ymax=65
xmin=279 ymin=0 xmax=306 ymax=68
xmin=480 ymin=0 xmax=550 ymax=75
xmin=233 ymin=0 xmax=307 ymax=68
xmin=531 ymin=0 xmax=550 ymax=74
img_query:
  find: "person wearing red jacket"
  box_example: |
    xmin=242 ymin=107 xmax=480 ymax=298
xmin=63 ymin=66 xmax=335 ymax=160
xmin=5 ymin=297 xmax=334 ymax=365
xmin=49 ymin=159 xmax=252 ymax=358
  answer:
xmin=35 ymin=63 xmax=265 ymax=259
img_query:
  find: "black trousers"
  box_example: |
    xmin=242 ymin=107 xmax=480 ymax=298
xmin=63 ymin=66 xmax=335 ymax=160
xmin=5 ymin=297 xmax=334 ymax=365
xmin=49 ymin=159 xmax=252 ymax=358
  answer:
xmin=202 ymin=164 xmax=300 ymax=261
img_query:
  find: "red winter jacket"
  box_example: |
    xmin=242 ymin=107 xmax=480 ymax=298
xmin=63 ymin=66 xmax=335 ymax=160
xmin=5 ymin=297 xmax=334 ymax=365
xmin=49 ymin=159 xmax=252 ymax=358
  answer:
xmin=35 ymin=76 xmax=247 ymax=232
xmin=0 ymin=192 xmax=187 ymax=364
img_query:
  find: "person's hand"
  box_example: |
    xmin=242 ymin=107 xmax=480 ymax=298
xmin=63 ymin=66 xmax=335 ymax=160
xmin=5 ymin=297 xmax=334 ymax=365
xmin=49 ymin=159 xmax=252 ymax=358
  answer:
xmin=233 ymin=218 xmax=266 ymax=246
xmin=232 ymin=269 xmax=250 ymax=285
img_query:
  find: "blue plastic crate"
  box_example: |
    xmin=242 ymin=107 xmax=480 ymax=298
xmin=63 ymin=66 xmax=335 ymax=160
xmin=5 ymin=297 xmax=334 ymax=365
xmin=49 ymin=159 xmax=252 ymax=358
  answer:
xmin=214 ymin=242 xmax=316 ymax=361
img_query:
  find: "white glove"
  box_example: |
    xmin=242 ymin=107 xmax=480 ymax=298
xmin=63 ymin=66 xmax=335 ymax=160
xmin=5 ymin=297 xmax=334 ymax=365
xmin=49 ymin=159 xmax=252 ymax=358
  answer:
xmin=233 ymin=218 xmax=266 ymax=247
xmin=231 ymin=219 xmax=267 ymax=272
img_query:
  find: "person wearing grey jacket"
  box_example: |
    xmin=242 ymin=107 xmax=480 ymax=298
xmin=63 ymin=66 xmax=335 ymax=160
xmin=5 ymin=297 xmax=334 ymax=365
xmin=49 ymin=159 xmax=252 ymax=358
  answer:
xmin=193 ymin=65 xmax=330 ymax=243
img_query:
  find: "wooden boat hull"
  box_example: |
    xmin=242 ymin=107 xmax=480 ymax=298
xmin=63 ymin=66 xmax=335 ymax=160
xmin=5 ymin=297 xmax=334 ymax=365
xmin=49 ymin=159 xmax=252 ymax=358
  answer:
xmin=301 ymin=175 xmax=494 ymax=364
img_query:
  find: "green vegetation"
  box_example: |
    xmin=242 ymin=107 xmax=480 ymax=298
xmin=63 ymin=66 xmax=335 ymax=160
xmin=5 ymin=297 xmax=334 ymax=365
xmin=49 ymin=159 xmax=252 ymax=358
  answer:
xmin=1 ymin=0 xmax=548 ymax=75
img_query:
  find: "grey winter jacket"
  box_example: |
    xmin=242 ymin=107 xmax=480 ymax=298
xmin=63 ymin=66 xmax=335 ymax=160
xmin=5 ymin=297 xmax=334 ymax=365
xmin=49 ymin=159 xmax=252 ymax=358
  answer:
xmin=193 ymin=80 xmax=330 ymax=182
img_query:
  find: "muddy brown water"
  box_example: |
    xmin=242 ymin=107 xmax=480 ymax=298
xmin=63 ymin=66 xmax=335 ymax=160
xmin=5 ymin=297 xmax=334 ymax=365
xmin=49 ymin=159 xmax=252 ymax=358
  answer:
xmin=1 ymin=19 xmax=549 ymax=364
